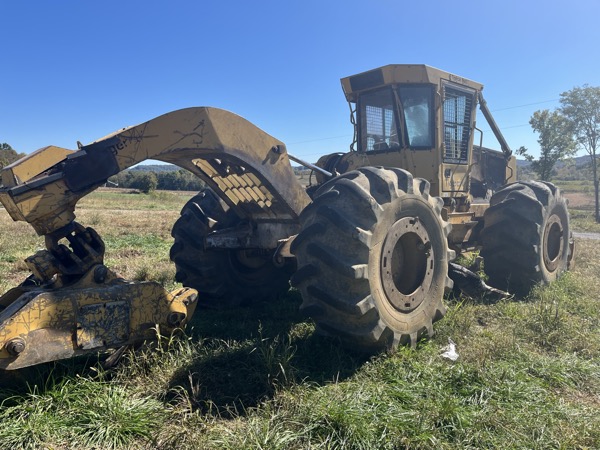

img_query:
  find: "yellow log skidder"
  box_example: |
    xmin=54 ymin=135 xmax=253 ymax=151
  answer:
xmin=0 ymin=65 xmax=574 ymax=370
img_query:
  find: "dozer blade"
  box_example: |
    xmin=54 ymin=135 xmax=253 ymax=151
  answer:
xmin=0 ymin=265 xmax=198 ymax=370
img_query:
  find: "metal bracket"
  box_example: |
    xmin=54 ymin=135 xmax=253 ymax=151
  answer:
xmin=204 ymin=222 xmax=254 ymax=249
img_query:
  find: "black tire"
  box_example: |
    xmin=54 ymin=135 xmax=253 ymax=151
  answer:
xmin=480 ymin=181 xmax=572 ymax=295
xmin=170 ymin=189 xmax=294 ymax=307
xmin=291 ymin=167 xmax=453 ymax=351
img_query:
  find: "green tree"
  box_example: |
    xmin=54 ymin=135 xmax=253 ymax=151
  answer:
xmin=0 ymin=143 xmax=26 ymax=168
xmin=156 ymin=170 xmax=181 ymax=190
xmin=128 ymin=171 xmax=158 ymax=193
xmin=560 ymin=85 xmax=600 ymax=222
xmin=177 ymin=169 xmax=204 ymax=191
xmin=521 ymin=110 xmax=576 ymax=181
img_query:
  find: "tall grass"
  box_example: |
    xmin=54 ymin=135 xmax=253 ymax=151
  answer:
xmin=0 ymin=376 xmax=167 ymax=449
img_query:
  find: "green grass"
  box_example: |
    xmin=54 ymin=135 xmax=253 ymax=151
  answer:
xmin=554 ymin=179 xmax=590 ymax=192
xmin=0 ymin=190 xmax=599 ymax=449
xmin=0 ymin=376 xmax=167 ymax=449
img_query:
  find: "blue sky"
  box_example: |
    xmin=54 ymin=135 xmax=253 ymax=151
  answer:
xmin=2 ymin=1 xmax=599 ymax=164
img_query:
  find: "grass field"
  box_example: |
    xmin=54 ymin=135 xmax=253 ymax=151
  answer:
xmin=557 ymin=180 xmax=600 ymax=233
xmin=0 ymin=187 xmax=598 ymax=449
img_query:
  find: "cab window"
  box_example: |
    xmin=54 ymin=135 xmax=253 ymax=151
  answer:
xmin=359 ymin=86 xmax=434 ymax=152
xmin=397 ymin=86 xmax=434 ymax=148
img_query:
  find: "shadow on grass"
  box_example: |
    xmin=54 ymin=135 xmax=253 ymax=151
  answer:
xmin=178 ymin=273 xmax=584 ymax=418
xmin=0 ymin=353 xmax=104 ymax=401
xmin=0 ymin=290 xmax=367 ymax=416
xmin=166 ymin=289 xmax=369 ymax=417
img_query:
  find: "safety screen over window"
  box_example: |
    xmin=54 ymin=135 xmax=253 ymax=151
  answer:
xmin=443 ymin=84 xmax=475 ymax=164
xmin=360 ymin=88 xmax=397 ymax=151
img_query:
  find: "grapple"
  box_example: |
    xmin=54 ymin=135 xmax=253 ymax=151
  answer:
xmin=0 ymin=222 xmax=198 ymax=370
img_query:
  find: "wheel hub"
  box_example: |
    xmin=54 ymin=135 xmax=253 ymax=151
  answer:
xmin=380 ymin=216 xmax=434 ymax=313
xmin=543 ymin=214 xmax=564 ymax=273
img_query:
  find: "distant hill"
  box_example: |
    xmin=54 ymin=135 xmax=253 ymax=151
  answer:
xmin=518 ymin=154 xmax=598 ymax=169
xmin=517 ymin=154 xmax=594 ymax=169
xmin=130 ymin=164 xmax=178 ymax=172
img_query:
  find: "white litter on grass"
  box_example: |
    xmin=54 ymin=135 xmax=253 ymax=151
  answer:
xmin=441 ymin=338 xmax=459 ymax=361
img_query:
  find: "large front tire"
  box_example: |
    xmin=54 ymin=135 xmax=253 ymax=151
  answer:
xmin=291 ymin=167 xmax=453 ymax=351
xmin=480 ymin=181 xmax=572 ymax=295
xmin=170 ymin=190 xmax=294 ymax=307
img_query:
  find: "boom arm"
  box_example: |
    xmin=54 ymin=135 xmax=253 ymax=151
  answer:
xmin=477 ymin=92 xmax=512 ymax=160
xmin=0 ymin=107 xmax=310 ymax=235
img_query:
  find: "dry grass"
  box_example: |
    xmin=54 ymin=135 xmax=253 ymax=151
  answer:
xmin=0 ymin=190 xmax=193 ymax=293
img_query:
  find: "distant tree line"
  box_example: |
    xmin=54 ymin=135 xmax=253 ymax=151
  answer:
xmin=293 ymin=166 xmax=311 ymax=178
xmin=108 ymin=169 xmax=205 ymax=193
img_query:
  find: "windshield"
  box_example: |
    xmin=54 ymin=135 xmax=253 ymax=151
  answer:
xmin=398 ymin=86 xmax=434 ymax=147
xmin=359 ymin=86 xmax=434 ymax=151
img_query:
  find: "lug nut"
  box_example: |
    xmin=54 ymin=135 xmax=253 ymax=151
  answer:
xmin=94 ymin=265 xmax=108 ymax=283
xmin=6 ymin=338 xmax=26 ymax=356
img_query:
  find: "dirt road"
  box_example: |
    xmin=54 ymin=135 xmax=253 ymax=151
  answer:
xmin=574 ymin=232 xmax=600 ymax=240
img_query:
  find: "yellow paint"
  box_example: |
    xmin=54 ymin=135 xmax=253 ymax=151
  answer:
xmin=0 ymin=265 xmax=197 ymax=370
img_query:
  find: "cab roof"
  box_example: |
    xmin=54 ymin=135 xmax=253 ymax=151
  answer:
xmin=340 ymin=64 xmax=484 ymax=102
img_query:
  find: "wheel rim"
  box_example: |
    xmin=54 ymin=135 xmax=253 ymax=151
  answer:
xmin=380 ymin=216 xmax=434 ymax=313
xmin=543 ymin=214 xmax=564 ymax=273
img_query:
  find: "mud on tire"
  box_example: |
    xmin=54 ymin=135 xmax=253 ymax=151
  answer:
xmin=170 ymin=190 xmax=294 ymax=307
xmin=480 ymin=181 xmax=573 ymax=295
xmin=291 ymin=167 xmax=453 ymax=351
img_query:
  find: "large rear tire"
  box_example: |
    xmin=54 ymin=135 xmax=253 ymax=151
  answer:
xmin=480 ymin=181 xmax=572 ymax=295
xmin=170 ymin=190 xmax=294 ymax=307
xmin=291 ymin=167 xmax=453 ymax=351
